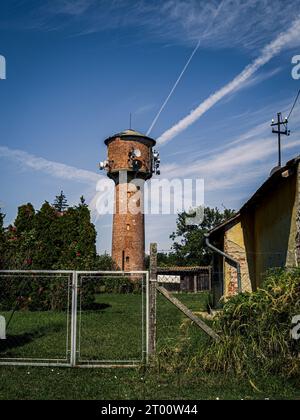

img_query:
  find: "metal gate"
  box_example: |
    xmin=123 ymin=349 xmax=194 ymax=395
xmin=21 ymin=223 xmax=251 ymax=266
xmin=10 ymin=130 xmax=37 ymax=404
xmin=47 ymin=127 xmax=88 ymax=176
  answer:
xmin=0 ymin=270 xmax=149 ymax=368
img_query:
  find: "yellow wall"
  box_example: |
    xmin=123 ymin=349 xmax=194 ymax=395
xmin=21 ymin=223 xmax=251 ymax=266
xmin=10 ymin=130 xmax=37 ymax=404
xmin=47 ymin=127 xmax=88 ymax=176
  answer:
xmin=253 ymin=169 xmax=298 ymax=285
xmin=223 ymin=165 xmax=299 ymax=296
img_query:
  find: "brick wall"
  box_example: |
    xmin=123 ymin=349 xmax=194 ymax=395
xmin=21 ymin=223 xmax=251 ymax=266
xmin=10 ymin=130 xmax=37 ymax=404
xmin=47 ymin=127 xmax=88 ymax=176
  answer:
xmin=224 ymin=237 xmax=252 ymax=297
xmin=112 ymin=182 xmax=145 ymax=271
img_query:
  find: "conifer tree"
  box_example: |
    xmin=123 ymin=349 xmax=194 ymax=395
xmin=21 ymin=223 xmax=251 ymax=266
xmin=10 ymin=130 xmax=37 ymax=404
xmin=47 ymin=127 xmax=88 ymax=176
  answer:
xmin=56 ymin=197 xmax=97 ymax=270
xmin=53 ymin=191 xmax=68 ymax=213
xmin=14 ymin=203 xmax=36 ymax=269
xmin=34 ymin=201 xmax=61 ymax=269
xmin=80 ymin=195 xmax=87 ymax=206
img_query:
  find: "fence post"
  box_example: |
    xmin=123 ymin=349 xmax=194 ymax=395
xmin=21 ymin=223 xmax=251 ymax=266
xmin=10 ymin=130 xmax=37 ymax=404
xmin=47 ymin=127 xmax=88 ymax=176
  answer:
xmin=70 ymin=271 xmax=78 ymax=367
xmin=208 ymin=266 xmax=212 ymax=291
xmin=0 ymin=316 xmax=6 ymax=340
xmin=193 ymin=275 xmax=197 ymax=293
xmin=148 ymin=243 xmax=157 ymax=358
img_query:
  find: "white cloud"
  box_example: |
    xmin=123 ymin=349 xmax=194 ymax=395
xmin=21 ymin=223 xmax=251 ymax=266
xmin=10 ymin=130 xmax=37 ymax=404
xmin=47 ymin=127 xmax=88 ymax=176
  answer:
xmin=156 ymin=0 xmax=300 ymax=50
xmin=157 ymin=15 xmax=300 ymax=145
xmin=9 ymin=0 xmax=300 ymax=53
xmin=163 ymin=136 xmax=300 ymax=193
xmin=54 ymin=0 xmax=96 ymax=16
xmin=0 ymin=145 xmax=102 ymax=184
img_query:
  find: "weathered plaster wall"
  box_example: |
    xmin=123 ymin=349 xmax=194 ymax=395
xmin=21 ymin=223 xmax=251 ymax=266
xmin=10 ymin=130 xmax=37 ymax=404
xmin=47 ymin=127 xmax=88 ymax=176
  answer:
xmin=223 ymin=222 xmax=252 ymax=297
xmin=221 ymin=163 xmax=299 ymax=298
xmin=253 ymin=170 xmax=297 ymax=285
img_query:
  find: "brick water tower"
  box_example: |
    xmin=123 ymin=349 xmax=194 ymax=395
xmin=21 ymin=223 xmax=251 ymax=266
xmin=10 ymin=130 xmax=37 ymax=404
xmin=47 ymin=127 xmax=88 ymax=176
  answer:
xmin=100 ymin=129 xmax=160 ymax=272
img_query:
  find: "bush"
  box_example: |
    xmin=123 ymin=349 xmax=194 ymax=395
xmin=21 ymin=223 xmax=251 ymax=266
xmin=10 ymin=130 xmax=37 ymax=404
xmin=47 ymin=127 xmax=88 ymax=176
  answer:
xmin=83 ymin=276 xmax=142 ymax=295
xmin=0 ymin=275 xmax=95 ymax=311
xmin=197 ymin=268 xmax=300 ymax=377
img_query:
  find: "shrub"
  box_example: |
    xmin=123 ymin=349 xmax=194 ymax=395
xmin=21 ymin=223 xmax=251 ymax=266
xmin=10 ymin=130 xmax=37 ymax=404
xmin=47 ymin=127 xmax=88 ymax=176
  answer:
xmin=197 ymin=268 xmax=300 ymax=377
xmin=82 ymin=276 xmax=142 ymax=295
xmin=0 ymin=275 xmax=95 ymax=311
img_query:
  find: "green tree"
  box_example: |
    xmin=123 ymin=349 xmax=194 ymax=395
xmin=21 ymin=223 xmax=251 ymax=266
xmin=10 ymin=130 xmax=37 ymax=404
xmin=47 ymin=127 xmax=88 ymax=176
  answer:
xmin=53 ymin=191 xmax=68 ymax=213
xmin=14 ymin=203 xmax=35 ymax=233
xmin=12 ymin=204 xmax=37 ymax=269
xmin=170 ymin=206 xmax=236 ymax=266
xmin=54 ymin=197 xmax=97 ymax=270
xmin=95 ymin=253 xmax=116 ymax=271
xmin=33 ymin=201 xmax=61 ymax=269
xmin=0 ymin=197 xmax=111 ymax=311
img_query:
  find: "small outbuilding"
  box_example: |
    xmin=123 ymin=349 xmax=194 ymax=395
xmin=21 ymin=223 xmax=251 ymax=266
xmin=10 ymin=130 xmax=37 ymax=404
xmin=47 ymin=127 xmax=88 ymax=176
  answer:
xmin=207 ymin=156 xmax=300 ymax=304
xmin=157 ymin=266 xmax=212 ymax=293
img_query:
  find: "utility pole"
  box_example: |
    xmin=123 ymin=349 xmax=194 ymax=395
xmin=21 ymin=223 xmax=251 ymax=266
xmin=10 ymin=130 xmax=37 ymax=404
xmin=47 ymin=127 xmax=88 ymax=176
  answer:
xmin=271 ymin=112 xmax=290 ymax=167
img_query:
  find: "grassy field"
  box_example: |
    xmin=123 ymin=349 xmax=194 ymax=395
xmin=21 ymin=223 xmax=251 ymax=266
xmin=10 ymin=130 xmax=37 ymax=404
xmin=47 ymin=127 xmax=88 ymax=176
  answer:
xmin=0 ymin=292 xmax=299 ymax=400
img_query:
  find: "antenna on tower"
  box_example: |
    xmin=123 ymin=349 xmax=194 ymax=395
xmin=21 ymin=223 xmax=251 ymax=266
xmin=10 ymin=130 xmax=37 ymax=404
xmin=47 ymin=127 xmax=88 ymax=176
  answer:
xmin=129 ymin=113 xmax=132 ymax=130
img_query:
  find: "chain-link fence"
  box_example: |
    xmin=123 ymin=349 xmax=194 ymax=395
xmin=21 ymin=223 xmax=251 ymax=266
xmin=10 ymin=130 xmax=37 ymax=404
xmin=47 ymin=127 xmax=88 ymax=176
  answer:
xmin=0 ymin=271 xmax=73 ymax=366
xmin=76 ymin=271 xmax=148 ymax=367
xmin=0 ymin=270 xmax=149 ymax=367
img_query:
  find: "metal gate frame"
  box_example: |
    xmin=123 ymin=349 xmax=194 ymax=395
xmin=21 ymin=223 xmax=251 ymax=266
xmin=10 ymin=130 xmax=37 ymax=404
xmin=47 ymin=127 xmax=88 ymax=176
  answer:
xmin=73 ymin=271 xmax=149 ymax=368
xmin=0 ymin=270 xmax=150 ymax=368
xmin=0 ymin=270 xmax=73 ymax=367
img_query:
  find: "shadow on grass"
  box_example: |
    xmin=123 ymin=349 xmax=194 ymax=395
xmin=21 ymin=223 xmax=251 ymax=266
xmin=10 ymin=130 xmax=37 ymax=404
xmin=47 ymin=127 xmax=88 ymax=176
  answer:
xmin=0 ymin=322 xmax=66 ymax=355
xmin=0 ymin=332 xmax=40 ymax=353
xmin=81 ymin=303 xmax=111 ymax=312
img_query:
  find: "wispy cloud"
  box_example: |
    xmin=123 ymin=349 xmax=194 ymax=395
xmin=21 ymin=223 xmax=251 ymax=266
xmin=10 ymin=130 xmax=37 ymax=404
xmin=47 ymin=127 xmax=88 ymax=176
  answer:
xmin=157 ymin=16 xmax=300 ymax=145
xmin=134 ymin=103 xmax=155 ymax=116
xmin=156 ymin=0 xmax=300 ymax=50
xmin=162 ymin=129 xmax=300 ymax=195
xmin=53 ymin=0 xmax=96 ymax=16
xmin=0 ymin=145 xmax=102 ymax=184
xmin=7 ymin=0 xmax=300 ymax=53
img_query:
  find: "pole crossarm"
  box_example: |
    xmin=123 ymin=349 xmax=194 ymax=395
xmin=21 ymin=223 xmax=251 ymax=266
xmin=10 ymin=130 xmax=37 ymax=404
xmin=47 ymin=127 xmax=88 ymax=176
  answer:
xmin=271 ymin=112 xmax=290 ymax=167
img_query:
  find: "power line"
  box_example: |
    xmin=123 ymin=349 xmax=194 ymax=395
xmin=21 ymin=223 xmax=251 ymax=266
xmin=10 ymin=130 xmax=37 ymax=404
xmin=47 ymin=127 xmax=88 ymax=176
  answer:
xmin=287 ymin=89 xmax=300 ymax=120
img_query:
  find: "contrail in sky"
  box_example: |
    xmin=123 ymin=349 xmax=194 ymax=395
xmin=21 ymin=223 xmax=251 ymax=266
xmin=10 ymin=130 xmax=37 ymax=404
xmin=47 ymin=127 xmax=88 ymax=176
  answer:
xmin=147 ymin=0 xmax=226 ymax=136
xmin=157 ymin=15 xmax=300 ymax=146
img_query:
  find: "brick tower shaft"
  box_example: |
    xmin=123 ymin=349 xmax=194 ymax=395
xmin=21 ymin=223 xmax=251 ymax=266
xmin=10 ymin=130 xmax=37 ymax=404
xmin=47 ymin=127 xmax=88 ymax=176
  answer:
xmin=100 ymin=129 xmax=158 ymax=272
xmin=112 ymin=182 xmax=145 ymax=271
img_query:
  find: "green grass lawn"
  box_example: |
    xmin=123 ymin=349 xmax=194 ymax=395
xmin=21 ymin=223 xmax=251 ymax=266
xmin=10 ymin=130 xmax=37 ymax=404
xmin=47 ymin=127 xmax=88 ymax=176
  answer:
xmin=0 ymin=292 xmax=299 ymax=400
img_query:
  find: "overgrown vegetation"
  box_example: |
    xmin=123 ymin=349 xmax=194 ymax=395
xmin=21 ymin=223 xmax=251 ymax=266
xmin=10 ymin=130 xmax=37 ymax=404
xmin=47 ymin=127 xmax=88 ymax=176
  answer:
xmin=156 ymin=269 xmax=300 ymax=380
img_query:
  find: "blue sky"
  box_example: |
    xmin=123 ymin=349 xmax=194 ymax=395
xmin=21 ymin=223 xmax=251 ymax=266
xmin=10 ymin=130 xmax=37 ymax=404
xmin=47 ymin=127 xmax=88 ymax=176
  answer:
xmin=0 ymin=0 xmax=300 ymax=254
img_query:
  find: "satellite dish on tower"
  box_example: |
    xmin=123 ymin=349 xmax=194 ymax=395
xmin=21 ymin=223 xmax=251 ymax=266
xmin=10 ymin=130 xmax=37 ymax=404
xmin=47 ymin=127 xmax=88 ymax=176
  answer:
xmin=133 ymin=148 xmax=141 ymax=158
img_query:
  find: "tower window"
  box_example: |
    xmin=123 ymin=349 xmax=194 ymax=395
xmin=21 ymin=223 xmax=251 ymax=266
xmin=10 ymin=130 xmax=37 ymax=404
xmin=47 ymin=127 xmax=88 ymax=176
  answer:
xmin=127 ymin=224 xmax=130 ymax=231
xmin=126 ymin=256 xmax=130 ymax=264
